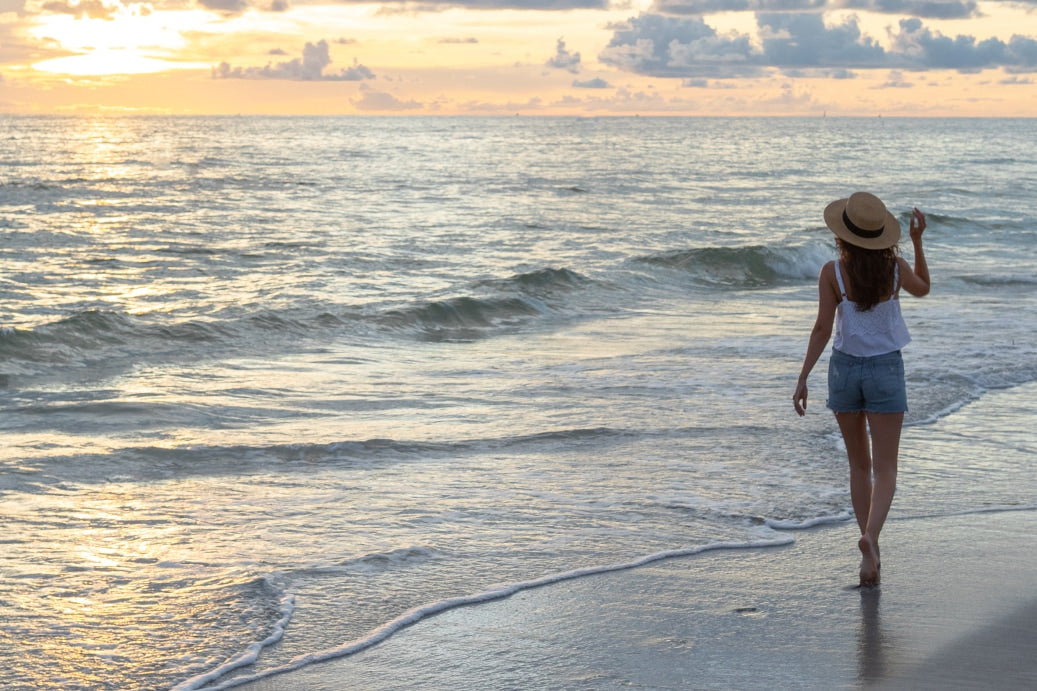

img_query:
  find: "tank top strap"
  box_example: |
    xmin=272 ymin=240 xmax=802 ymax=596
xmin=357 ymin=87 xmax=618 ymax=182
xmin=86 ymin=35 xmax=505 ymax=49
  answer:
xmin=891 ymin=262 xmax=900 ymax=299
xmin=834 ymin=260 xmax=848 ymax=299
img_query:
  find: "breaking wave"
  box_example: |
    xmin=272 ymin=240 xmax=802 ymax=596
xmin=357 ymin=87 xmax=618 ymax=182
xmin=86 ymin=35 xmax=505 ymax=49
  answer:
xmin=0 ymin=267 xmax=596 ymax=377
xmin=637 ymin=243 xmax=829 ymax=287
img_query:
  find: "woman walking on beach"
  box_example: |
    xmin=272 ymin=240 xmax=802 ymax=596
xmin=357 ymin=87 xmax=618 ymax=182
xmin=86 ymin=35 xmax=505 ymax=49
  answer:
xmin=793 ymin=192 xmax=930 ymax=587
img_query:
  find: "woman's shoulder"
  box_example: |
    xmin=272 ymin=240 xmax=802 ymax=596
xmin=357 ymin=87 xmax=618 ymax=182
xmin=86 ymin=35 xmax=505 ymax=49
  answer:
xmin=817 ymin=260 xmax=842 ymax=299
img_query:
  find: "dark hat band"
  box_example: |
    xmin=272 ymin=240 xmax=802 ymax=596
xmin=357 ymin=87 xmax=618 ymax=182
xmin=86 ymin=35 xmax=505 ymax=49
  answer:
xmin=842 ymin=210 xmax=884 ymax=239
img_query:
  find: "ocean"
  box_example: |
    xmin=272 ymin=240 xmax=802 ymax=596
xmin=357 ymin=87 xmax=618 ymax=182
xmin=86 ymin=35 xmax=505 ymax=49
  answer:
xmin=1 ymin=116 xmax=1034 ymax=690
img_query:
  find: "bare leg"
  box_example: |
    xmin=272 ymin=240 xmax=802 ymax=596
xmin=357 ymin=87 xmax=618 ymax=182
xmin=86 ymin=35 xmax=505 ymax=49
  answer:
xmin=835 ymin=412 xmax=871 ymax=535
xmin=860 ymin=412 xmax=903 ymax=580
xmin=835 ymin=411 xmax=902 ymax=586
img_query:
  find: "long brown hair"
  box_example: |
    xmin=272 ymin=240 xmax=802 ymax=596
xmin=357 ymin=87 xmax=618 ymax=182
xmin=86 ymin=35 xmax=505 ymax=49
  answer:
xmin=836 ymin=239 xmax=899 ymax=311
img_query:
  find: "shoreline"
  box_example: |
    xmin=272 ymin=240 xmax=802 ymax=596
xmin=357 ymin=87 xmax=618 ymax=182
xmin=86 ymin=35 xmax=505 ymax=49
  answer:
xmin=218 ymin=508 xmax=1036 ymax=690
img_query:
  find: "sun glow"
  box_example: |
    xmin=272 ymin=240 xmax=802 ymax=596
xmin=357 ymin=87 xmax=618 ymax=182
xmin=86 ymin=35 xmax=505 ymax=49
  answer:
xmin=29 ymin=11 xmax=211 ymax=75
xmin=33 ymin=51 xmax=208 ymax=76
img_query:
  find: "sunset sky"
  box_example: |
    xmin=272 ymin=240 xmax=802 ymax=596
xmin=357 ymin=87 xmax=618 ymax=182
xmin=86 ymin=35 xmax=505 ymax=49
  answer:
xmin=0 ymin=0 xmax=1035 ymax=115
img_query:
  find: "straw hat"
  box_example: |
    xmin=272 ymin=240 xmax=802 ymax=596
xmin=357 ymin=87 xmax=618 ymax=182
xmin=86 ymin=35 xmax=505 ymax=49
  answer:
xmin=824 ymin=192 xmax=901 ymax=250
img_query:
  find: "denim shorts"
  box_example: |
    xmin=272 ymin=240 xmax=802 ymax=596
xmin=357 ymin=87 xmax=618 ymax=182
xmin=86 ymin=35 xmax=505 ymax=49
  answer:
xmin=826 ymin=349 xmax=908 ymax=414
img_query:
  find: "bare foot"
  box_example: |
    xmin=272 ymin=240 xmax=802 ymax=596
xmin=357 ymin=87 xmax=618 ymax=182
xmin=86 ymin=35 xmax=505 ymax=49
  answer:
xmin=858 ymin=534 xmax=880 ymax=587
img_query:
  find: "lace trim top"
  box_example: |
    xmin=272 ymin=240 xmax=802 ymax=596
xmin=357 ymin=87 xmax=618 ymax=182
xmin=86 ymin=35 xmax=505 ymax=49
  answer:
xmin=833 ymin=260 xmax=911 ymax=357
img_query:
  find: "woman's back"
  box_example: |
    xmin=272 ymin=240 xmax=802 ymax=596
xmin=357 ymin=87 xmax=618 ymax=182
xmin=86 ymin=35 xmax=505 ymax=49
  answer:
xmin=832 ymin=259 xmax=911 ymax=357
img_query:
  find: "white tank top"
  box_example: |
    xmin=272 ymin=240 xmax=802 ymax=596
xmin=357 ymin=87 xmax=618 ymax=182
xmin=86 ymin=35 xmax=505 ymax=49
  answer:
xmin=833 ymin=260 xmax=911 ymax=357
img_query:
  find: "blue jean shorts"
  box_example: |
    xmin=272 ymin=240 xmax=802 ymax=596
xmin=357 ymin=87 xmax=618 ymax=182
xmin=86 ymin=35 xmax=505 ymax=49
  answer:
xmin=826 ymin=349 xmax=908 ymax=414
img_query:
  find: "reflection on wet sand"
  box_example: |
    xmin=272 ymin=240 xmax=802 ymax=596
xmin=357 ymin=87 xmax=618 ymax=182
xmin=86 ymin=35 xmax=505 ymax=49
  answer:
xmin=858 ymin=587 xmax=891 ymax=683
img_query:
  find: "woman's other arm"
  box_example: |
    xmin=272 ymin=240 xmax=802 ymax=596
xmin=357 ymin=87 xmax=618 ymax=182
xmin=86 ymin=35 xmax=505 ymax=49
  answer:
xmin=794 ymin=261 xmax=839 ymax=416
xmin=900 ymin=207 xmax=930 ymax=297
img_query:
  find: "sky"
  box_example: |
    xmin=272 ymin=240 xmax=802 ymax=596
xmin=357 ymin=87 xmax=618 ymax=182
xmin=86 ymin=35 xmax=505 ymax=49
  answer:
xmin=0 ymin=0 xmax=1035 ymax=115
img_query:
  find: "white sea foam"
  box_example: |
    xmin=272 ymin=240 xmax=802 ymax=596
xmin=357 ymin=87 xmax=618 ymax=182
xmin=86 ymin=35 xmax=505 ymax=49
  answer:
xmin=174 ymin=587 xmax=296 ymax=691
xmin=188 ymin=535 xmax=795 ymax=690
xmin=898 ymin=505 xmax=1037 ymax=521
xmin=765 ymin=511 xmax=855 ymax=530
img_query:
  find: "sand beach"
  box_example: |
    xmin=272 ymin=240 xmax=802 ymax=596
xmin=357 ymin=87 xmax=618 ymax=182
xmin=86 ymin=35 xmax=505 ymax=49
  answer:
xmin=230 ymin=508 xmax=1035 ymax=690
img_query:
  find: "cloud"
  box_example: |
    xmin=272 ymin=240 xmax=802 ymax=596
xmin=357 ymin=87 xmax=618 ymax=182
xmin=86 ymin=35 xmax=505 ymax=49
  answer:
xmin=336 ymin=62 xmax=376 ymax=80
xmin=836 ymin=0 xmax=978 ymax=19
xmin=652 ymin=0 xmax=978 ymax=18
xmin=459 ymin=96 xmax=544 ymax=114
xmin=212 ymin=40 xmax=376 ymax=80
xmin=878 ymin=68 xmax=913 ymax=86
xmin=347 ymin=0 xmax=608 ymax=9
xmin=828 ymin=68 xmax=858 ymax=78
xmin=600 ymin=12 xmax=1037 ymax=79
xmin=891 ymin=17 xmax=1037 ymax=72
xmin=1008 ymin=34 xmax=1037 ymax=70
xmin=600 ymin=14 xmax=760 ymax=78
xmin=40 ymin=0 xmax=118 ymax=19
xmin=654 ymin=0 xmax=821 ymax=13
xmin=546 ymin=38 xmax=581 ymax=73
xmin=197 ymin=0 xmax=251 ymax=13
xmin=194 ymin=0 xmax=289 ymax=14
xmin=439 ymin=37 xmax=479 ymax=44
xmin=0 ymin=26 xmax=66 ymax=64
xmin=758 ymin=13 xmax=885 ymax=68
xmin=351 ymin=86 xmax=422 ymax=111
xmin=573 ymin=77 xmax=611 ymax=87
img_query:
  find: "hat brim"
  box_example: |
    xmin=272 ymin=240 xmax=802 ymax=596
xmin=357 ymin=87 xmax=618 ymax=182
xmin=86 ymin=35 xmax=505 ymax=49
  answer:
xmin=824 ymin=198 xmax=901 ymax=250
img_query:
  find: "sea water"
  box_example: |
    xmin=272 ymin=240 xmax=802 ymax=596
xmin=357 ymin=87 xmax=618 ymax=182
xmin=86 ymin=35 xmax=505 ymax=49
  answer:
xmin=0 ymin=116 xmax=1034 ymax=690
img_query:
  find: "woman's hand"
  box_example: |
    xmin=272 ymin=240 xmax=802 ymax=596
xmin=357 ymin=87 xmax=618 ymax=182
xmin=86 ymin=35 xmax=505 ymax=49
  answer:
xmin=910 ymin=207 xmax=926 ymax=242
xmin=793 ymin=379 xmax=808 ymax=416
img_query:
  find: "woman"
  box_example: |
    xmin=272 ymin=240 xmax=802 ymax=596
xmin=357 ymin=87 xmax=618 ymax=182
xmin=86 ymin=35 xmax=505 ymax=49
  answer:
xmin=793 ymin=192 xmax=930 ymax=587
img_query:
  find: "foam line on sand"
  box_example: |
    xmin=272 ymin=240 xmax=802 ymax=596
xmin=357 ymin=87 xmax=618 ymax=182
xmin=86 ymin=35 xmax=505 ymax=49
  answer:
xmin=192 ymin=535 xmax=794 ymax=690
xmin=224 ymin=508 xmax=1035 ymax=690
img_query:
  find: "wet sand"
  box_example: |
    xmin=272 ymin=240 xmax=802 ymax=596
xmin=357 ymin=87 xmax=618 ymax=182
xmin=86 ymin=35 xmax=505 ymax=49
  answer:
xmin=225 ymin=508 xmax=1036 ymax=690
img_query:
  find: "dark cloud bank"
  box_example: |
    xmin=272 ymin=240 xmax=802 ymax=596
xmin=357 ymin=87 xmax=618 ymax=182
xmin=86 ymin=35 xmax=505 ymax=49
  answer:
xmin=600 ymin=13 xmax=1037 ymax=78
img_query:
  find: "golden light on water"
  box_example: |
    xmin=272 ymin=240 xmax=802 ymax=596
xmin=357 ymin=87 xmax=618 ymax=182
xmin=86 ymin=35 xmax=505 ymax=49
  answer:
xmin=0 ymin=483 xmax=240 ymax=686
